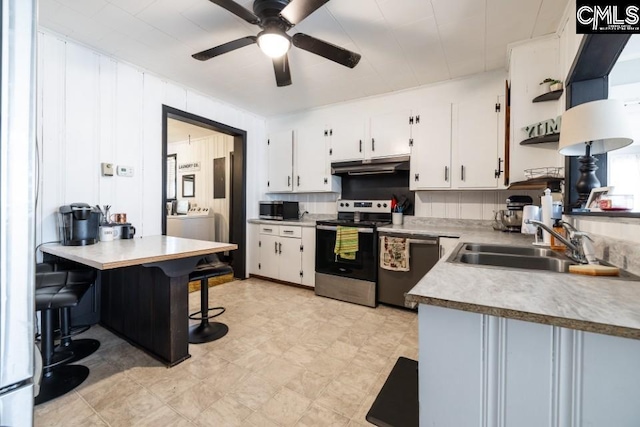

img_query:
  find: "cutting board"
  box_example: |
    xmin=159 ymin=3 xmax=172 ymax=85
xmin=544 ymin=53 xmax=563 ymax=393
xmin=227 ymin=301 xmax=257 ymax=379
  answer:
xmin=569 ymin=264 xmax=620 ymax=276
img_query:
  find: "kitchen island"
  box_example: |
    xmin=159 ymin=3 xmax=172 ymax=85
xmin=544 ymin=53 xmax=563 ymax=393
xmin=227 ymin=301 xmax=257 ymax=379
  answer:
xmin=41 ymin=236 xmax=237 ymax=366
xmin=405 ymin=230 xmax=640 ymax=427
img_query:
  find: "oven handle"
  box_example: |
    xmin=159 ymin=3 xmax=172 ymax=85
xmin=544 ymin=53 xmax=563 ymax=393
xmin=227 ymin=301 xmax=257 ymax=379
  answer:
xmin=316 ymin=225 xmax=374 ymax=234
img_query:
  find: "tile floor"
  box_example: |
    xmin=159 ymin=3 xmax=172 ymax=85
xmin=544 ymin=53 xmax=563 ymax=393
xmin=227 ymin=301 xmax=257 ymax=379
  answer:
xmin=34 ymin=278 xmax=418 ymax=427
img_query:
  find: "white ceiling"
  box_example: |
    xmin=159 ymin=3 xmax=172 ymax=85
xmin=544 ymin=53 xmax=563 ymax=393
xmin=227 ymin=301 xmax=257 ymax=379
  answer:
xmin=38 ymin=0 xmax=569 ymax=117
xmin=167 ymin=118 xmax=220 ymax=143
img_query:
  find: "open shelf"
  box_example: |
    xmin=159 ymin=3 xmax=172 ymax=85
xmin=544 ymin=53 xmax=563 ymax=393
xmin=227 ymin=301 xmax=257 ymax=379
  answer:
xmin=532 ymin=89 xmax=563 ymax=103
xmin=520 ymin=134 xmax=560 ymax=145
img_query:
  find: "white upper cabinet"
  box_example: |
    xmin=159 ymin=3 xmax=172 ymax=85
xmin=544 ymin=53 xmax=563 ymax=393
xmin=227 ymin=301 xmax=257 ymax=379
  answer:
xmin=452 ymin=95 xmax=502 ymax=189
xmin=267 ymin=130 xmax=294 ymax=192
xmin=329 ymin=117 xmax=367 ymax=162
xmin=410 ymin=105 xmax=453 ymax=190
xmin=295 ymin=126 xmax=340 ymax=192
xmin=369 ymin=110 xmax=412 ymax=158
xmin=267 ymin=126 xmax=340 ymax=193
xmin=295 ymin=125 xmax=329 ymax=192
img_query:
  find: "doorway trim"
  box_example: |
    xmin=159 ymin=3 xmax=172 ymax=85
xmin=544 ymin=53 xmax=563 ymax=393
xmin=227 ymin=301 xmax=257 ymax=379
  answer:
xmin=162 ymin=105 xmax=247 ymax=278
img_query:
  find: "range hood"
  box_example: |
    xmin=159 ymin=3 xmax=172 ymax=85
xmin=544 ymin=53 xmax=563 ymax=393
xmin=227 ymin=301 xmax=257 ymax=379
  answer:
xmin=331 ymin=155 xmax=410 ymax=176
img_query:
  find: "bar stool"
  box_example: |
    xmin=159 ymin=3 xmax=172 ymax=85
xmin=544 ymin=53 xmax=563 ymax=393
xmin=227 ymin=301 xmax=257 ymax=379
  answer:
xmin=188 ymin=255 xmax=232 ymax=344
xmin=34 ymin=270 xmax=93 ymax=405
xmin=36 ymin=263 xmax=100 ymax=364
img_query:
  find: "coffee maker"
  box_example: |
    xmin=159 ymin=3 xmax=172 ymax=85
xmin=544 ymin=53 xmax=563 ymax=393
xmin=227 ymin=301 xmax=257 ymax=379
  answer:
xmin=59 ymin=203 xmax=100 ymax=246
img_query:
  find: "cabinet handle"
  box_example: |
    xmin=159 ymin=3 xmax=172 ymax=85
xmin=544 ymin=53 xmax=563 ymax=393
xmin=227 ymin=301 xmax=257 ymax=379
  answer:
xmin=372 ymin=138 xmax=375 ymax=151
xmin=324 ymin=177 xmax=328 ymax=184
xmin=494 ymin=157 xmax=503 ymax=178
xmin=288 ymin=176 xmax=291 ymax=187
xmin=297 ymin=176 xmax=300 ymax=187
xmin=445 ymin=166 xmax=449 ymax=182
xmin=359 ymin=140 xmax=362 ymax=152
xmin=263 ymin=228 xmax=272 ymax=232
xmin=278 ymin=242 xmax=282 ymax=254
xmin=461 ymin=165 xmax=465 ymax=181
xmin=283 ymin=230 xmax=294 ymax=234
xmin=414 ymin=173 xmax=419 ymax=182
xmin=274 ymin=242 xmax=278 ymax=253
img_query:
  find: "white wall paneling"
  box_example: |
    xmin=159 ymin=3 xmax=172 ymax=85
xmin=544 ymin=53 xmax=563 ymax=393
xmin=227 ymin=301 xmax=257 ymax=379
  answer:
xmin=37 ymin=31 xmax=267 ymax=277
xmin=141 ymin=73 xmax=165 ymax=237
xmin=39 ymin=34 xmax=67 ymax=245
xmin=414 ymin=190 xmax=542 ymax=220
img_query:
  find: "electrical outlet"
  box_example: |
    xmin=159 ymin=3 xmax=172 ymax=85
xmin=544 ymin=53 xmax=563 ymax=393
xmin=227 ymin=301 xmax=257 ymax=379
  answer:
xmin=116 ymin=165 xmax=134 ymax=177
xmin=101 ymin=163 xmax=114 ymax=176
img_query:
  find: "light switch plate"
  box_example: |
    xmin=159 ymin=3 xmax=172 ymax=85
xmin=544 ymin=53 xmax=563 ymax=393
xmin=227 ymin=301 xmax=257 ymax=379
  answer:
xmin=116 ymin=165 xmax=134 ymax=177
xmin=101 ymin=162 xmax=114 ymax=176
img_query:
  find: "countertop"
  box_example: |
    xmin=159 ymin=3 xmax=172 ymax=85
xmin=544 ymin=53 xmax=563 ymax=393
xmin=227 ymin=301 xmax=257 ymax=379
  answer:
xmin=405 ymin=228 xmax=640 ymax=340
xmin=40 ymin=236 xmax=237 ymax=270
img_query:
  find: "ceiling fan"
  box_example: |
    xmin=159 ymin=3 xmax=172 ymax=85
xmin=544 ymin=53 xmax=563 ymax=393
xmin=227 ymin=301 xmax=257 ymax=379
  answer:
xmin=192 ymin=0 xmax=362 ymax=87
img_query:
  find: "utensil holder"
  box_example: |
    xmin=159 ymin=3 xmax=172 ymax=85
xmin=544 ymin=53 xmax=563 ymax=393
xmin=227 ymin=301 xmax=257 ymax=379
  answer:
xmin=392 ymin=213 xmax=403 ymax=225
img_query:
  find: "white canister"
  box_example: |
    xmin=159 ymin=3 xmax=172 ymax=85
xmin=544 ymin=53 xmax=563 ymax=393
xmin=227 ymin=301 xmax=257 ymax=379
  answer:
xmin=99 ymin=226 xmax=114 ymax=242
xmin=521 ymin=205 xmax=540 ymax=235
xmin=392 ymin=212 xmax=403 ymax=225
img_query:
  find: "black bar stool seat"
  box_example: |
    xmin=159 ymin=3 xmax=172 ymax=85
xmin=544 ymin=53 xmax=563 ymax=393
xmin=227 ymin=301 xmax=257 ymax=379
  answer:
xmin=36 ymin=262 xmax=100 ymax=363
xmin=34 ymin=268 xmax=96 ymax=405
xmin=188 ymin=255 xmax=232 ymax=344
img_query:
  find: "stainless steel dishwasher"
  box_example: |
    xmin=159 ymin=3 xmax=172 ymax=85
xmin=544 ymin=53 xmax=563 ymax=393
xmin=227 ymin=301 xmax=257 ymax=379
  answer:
xmin=377 ymin=232 xmax=440 ymax=308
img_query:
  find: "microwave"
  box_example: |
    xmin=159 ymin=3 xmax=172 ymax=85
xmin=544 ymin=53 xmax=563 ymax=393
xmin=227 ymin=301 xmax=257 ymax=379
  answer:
xmin=259 ymin=201 xmax=299 ymax=220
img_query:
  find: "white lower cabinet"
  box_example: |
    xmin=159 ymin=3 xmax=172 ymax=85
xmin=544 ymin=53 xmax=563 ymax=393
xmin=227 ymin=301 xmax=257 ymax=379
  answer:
xmin=419 ymin=305 xmax=640 ymax=427
xmin=438 ymin=237 xmax=459 ymax=259
xmin=249 ymin=223 xmax=315 ymax=287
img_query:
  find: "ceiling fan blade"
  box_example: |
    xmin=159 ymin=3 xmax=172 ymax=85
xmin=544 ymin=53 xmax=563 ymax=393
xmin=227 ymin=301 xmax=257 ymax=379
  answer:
xmin=273 ymin=54 xmax=292 ymax=87
xmin=280 ymin=0 xmax=329 ymax=25
xmin=292 ymin=33 xmax=361 ymax=68
xmin=192 ymin=36 xmax=257 ymax=61
xmin=208 ymin=0 xmax=260 ymax=25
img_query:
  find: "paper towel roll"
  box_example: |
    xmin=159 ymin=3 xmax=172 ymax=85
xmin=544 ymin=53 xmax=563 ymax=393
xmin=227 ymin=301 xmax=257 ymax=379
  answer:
xmin=540 ymin=188 xmax=553 ymax=245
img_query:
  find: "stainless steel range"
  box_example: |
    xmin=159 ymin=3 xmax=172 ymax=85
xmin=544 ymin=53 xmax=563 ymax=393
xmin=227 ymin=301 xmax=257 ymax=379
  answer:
xmin=315 ymin=199 xmax=392 ymax=307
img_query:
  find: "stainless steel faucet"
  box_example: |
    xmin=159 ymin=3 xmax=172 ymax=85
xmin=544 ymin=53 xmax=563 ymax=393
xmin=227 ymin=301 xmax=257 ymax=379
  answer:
xmin=525 ymin=219 xmax=597 ymax=264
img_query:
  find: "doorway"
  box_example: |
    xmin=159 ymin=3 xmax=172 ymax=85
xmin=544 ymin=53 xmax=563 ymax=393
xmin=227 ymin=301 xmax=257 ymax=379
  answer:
xmin=162 ymin=106 xmax=247 ymax=278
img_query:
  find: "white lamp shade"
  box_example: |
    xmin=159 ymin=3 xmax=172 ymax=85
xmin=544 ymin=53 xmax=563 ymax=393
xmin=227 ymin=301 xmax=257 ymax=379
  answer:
xmin=558 ymin=99 xmax=634 ymax=156
xmin=257 ymin=32 xmax=290 ymax=58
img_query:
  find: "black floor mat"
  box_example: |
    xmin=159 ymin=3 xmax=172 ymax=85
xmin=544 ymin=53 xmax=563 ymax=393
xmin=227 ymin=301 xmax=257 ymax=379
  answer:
xmin=366 ymin=356 xmax=418 ymax=427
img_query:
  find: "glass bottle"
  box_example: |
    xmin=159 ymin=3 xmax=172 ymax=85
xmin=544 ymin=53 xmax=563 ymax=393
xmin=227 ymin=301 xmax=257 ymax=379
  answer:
xmin=550 ymin=219 xmax=566 ymax=251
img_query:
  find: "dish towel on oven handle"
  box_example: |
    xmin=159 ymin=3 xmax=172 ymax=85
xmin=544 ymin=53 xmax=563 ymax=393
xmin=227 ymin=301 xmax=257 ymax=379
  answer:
xmin=380 ymin=236 xmax=410 ymax=271
xmin=334 ymin=226 xmax=359 ymax=260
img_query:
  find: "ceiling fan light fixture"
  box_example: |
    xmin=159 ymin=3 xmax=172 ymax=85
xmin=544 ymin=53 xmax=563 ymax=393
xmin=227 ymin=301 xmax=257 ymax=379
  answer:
xmin=257 ymin=31 xmax=290 ymax=58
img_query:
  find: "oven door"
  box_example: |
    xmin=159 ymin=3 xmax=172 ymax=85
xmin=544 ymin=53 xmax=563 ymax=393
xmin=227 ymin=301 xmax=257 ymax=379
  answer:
xmin=315 ymin=225 xmax=377 ymax=282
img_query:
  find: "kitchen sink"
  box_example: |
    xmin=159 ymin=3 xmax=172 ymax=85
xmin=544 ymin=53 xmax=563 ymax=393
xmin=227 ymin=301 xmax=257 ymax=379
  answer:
xmin=448 ymin=242 xmax=640 ymax=280
xmin=463 ymin=243 xmax=566 ymax=259
xmin=458 ymin=252 xmax=574 ymax=273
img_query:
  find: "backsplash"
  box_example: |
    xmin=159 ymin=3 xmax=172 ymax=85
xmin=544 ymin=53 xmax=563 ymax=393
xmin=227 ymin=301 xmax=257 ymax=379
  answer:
xmin=567 ymin=216 xmax=640 ymax=276
xmin=414 ymin=190 xmax=544 ymax=221
xmin=263 ymin=190 xmax=545 ymax=219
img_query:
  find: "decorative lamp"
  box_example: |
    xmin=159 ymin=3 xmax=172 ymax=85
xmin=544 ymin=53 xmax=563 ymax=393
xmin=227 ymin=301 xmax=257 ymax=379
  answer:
xmin=558 ymin=99 xmax=634 ymax=207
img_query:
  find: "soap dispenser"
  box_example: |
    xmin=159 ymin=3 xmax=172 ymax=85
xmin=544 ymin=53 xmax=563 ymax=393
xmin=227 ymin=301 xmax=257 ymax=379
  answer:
xmin=540 ymin=188 xmax=553 ymax=245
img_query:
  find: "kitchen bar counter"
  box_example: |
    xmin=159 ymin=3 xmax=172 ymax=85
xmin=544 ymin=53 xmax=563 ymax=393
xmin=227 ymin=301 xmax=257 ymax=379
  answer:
xmin=40 ymin=236 xmax=237 ymax=270
xmin=405 ymin=228 xmax=640 ymax=339
xmin=41 ymin=236 xmax=238 ymax=366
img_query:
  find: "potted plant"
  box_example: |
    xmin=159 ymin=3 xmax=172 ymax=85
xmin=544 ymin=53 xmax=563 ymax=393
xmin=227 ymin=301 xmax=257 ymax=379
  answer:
xmin=540 ymin=78 xmax=563 ymax=93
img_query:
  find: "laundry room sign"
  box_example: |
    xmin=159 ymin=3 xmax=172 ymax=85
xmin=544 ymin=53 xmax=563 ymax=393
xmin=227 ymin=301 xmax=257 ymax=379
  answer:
xmin=178 ymin=161 xmax=201 ymax=172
